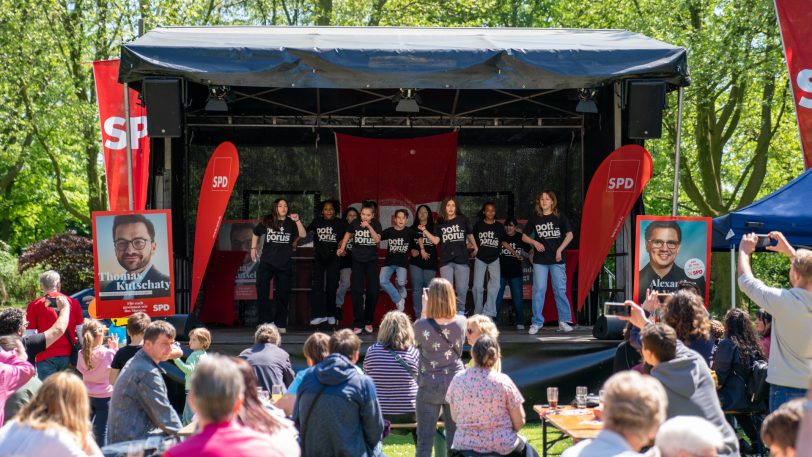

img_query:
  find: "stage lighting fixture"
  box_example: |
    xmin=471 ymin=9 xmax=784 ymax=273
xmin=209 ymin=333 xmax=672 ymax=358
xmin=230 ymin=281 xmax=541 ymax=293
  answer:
xmin=576 ymin=88 xmax=598 ymax=114
xmin=395 ymin=89 xmax=420 ymax=113
xmin=205 ymin=85 xmax=230 ymax=112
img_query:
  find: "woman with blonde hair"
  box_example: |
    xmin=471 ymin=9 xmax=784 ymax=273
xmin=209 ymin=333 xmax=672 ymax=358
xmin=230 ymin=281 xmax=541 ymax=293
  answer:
xmin=77 ymin=318 xmax=117 ymax=445
xmin=413 ymin=277 xmax=467 ymax=457
xmin=364 ymin=311 xmax=420 ymax=424
xmin=466 ymin=315 xmax=501 ymax=372
xmin=0 ymin=371 xmax=103 ymax=456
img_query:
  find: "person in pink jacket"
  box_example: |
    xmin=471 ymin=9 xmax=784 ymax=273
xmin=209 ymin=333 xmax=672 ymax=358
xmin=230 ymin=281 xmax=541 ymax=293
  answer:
xmin=0 ymin=335 xmax=36 ymax=426
xmin=77 ymin=319 xmax=117 ymax=446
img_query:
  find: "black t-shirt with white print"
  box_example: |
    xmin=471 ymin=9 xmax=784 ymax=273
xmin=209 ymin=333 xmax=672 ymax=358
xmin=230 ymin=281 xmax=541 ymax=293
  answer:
xmin=253 ymin=218 xmax=297 ymax=269
xmin=348 ymin=218 xmax=382 ymax=263
xmin=410 ymin=228 xmax=438 ymax=271
xmin=307 ymin=217 xmax=346 ymax=261
xmin=524 ymin=213 xmax=572 ymax=265
xmin=433 ymin=215 xmax=472 ymax=266
xmin=473 ymin=220 xmax=505 ymax=264
xmin=382 ymin=227 xmax=414 ymax=268
xmin=499 ymin=232 xmax=528 ymax=278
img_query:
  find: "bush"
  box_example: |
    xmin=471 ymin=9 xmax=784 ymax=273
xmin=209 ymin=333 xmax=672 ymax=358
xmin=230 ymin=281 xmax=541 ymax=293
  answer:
xmin=0 ymin=241 xmax=44 ymax=306
xmin=18 ymin=231 xmax=94 ymax=294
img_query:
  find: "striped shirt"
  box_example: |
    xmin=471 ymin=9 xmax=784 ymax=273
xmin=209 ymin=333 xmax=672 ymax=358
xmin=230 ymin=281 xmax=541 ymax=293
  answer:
xmin=363 ymin=342 xmax=419 ymax=415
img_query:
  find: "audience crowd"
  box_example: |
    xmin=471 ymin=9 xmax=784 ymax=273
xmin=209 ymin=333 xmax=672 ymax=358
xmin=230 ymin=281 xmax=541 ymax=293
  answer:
xmin=0 ymin=229 xmax=808 ymax=457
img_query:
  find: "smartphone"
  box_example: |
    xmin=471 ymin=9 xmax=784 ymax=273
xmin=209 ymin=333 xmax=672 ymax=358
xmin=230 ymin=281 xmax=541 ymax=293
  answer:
xmin=755 ymin=234 xmax=772 ymax=248
xmin=656 ymin=293 xmax=673 ymax=304
xmin=45 ymin=295 xmax=58 ymax=309
xmin=604 ymin=302 xmax=631 ymax=317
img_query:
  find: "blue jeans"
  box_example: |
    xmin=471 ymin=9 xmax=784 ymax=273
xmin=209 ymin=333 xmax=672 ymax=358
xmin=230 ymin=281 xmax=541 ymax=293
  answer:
xmin=409 ymin=265 xmax=436 ymax=318
xmin=472 ymin=258 xmax=500 ymax=318
xmin=439 ymin=262 xmax=470 ymax=314
xmin=90 ymin=396 xmax=110 ymax=446
xmin=531 ymin=263 xmax=572 ymax=327
xmin=36 ymin=356 xmax=70 ymax=381
xmin=496 ymin=276 xmax=525 ymax=325
xmin=769 ymin=384 xmax=807 ymax=412
xmin=380 ymin=265 xmax=408 ymax=304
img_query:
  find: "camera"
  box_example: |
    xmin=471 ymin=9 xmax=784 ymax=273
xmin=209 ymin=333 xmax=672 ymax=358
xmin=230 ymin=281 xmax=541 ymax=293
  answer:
xmin=46 ymin=295 xmax=58 ymax=309
xmin=604 ymin=302 xmax=631 ymax=317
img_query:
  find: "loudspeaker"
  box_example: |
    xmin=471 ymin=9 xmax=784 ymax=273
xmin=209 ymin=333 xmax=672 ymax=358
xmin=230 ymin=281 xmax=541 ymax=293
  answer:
xmin=153 ymin=314 xmax=203 ymax=341
xmin=143 ymin=78 xmax=182 ymax=138
xmin=627 ymin=81 xmax=666 ymax=139
xmin=592 ymin=315 xmax=626 ymax=340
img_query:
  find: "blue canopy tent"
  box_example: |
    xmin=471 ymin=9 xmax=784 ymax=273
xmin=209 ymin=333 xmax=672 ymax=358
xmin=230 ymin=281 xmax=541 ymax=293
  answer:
xmin=712 ymin=167 xmax=812 ymax=307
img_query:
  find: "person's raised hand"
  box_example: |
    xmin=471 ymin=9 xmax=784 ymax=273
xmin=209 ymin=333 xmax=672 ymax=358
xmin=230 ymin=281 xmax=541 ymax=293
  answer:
xmin=766 ymin=231 xmax=795 ymax=257
xmin=56 ymin=295 xmax=70 ymax=312
xmin=418 ymin=224 xmax=426 ymax=232
xmin=740 ymin=233 xmax=758 ymax=256
xmin=360 ymin=220 xmax=370 ymax=229
xmin=617 ymin=300 xmax=649 ymax=329
xmin=642 ymin=288 xmax=659 ymax=313
xmin=290 ymin=213 xmax=299 ymax=222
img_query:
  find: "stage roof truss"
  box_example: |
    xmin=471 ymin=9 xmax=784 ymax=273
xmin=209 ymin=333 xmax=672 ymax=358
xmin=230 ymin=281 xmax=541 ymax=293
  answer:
xmin=185 ymin=114 xmax=584 ymax=129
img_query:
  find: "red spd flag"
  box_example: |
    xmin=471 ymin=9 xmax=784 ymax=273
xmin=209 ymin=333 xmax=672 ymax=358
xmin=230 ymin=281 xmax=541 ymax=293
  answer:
xmin=92 ymin=60 xmax=150 ymax=209
xmin=775 ymin=0 xmax=812 ymax=169
xmin=336 ymin=132 xmax=457 ymax=225
xmin=191 ymin=142 xmax=240 ymax=310
xmin=577 ymin=145 xmax=653 ymax=310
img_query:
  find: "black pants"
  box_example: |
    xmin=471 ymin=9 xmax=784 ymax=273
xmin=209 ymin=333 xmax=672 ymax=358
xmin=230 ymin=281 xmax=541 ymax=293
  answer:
xmin=312 ymin=255 xmax=340 ymax=319
xmin=256 ymin=262 xmax=292 ymax=328
xmin=351 ymin=259 xmax=379 ymax=327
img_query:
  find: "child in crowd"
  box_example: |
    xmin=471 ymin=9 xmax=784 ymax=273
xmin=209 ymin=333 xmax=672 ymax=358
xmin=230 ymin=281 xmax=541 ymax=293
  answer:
xmin=109 ymin=312 xmax=151 ymax=385
xmin=338 ymin=200 xmax=382 ymax=334
xmin=275 ymin=332 xmax=330 ymax=417
xmin=77 ymin=318 xmax=118 ymax=445
xmin=380 ymin=209 xmax=414 ymax=312
xmin=173 ymin=327 xmax=211 ymax=425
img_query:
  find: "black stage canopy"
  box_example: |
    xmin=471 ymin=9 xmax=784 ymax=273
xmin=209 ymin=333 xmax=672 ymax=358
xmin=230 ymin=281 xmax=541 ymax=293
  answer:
xmin=119 ymin=26 xmax=690 ymax=90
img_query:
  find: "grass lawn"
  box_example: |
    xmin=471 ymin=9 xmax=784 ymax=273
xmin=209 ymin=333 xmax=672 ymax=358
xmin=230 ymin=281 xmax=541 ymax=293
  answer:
xmin=382 ymin=421 xmax=572 ymax=456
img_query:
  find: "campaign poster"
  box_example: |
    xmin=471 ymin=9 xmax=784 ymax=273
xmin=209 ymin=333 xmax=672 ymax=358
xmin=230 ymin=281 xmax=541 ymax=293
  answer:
xmin=92 ymin=210 xmax=175 ymax=318
xmin=217 ymin=220 xmax=261 ymax=300
xmin=634 ymin=216 xmax=712 ymax=306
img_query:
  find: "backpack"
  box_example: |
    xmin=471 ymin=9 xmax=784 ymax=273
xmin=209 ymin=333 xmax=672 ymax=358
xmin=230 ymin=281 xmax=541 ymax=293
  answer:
xmin=746 ymin=359 xmax=769 ymax=404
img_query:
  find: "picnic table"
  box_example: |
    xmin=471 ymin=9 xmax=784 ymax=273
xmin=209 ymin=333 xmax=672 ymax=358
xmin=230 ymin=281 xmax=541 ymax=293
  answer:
xmin=533 ymin=405 xmax=603 ymax=457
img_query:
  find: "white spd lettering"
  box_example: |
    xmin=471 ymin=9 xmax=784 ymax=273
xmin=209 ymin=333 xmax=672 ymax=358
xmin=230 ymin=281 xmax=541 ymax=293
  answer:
xmin=354 ymin=229 xmax=376 ymax=246
xmin=477 ymin=231 xmax=500 ymax=248
xmin=799 ymin=69 xmax=812 ymax=109
xmin=608 ymin=177 xmax=635 ymax=190
xmin=152 ymin=303 xmax=170 ymax=312
xmin=316 ymin=227 xmax=337 ymax=243
xmin=388 ymin=237 xmax=409 ymax=254
xmin=103 ymin=116 xmax=148 ymax=150
xmin=536 ymin=222 xmax=561 ymax=239
xmin=266 ymin=228 xmax=291 ymax=244
xmin=441 ymin=225 xmax=465 ymax=243
xmin=212 ymin=176 xmax=229 ymax=189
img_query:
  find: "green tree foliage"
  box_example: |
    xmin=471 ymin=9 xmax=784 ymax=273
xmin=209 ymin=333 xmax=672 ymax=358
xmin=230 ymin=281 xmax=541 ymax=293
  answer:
xmin=18 ymin=231 xmax=94 ymax=293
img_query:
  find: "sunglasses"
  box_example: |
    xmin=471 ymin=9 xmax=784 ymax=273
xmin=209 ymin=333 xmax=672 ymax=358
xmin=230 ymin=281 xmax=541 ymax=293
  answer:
xmin=466 ymin=328 xmax=475 ymax=335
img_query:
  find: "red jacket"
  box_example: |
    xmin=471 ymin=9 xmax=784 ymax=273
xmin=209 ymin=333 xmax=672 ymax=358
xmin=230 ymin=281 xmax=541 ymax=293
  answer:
xmin=25 ymin=293 xmax=83 ymax=363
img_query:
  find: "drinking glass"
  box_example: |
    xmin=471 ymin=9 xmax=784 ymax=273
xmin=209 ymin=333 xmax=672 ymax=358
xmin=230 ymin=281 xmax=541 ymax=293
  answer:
xmin=576 ymin=386 xmax=588 ymax=408
xmin=546 ymin=387 xmax=559 ymax=410
xmin=271 ymin=384 xmax=284 ymax=402
xmin=598 ymin=389 xmax=606 ymax=404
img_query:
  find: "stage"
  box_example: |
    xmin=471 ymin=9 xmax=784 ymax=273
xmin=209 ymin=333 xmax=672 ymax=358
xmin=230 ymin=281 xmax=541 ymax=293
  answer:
xmin=209 ymin=325 xmax=620 ymax=411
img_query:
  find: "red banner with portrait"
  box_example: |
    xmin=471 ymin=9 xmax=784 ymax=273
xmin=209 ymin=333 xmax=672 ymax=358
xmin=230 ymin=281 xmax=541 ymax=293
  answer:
xmin=577 ymin=145 xmax=653 ymax=310
xmin=92 ymin=60 xmax=150 ymax=210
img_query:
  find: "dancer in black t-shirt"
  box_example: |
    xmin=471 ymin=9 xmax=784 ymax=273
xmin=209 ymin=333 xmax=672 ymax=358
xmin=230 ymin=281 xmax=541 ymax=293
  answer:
xmin=409 ymin=205 xmax=437 ymax=318
xmin=471 ymin=202 xmax=505 ymax=319
xmin=521 ymin=190 xmax=575 ymax=335
xmin=419 ymin=196 xmax=477 ymax=314
xmin=338 ymin=200 xmax=382 ymax=334
xmin=251 ymin=198 xmax=307 ymax=331
xmin=495 ymin=219 xmax=528 ymax=329
xmin=306 ymin=199 xmax=346 ymax=326
xmin=335 ymin=207 xmax=359 ymax=314
xmin=379 ymin=209 xmax=414 ymax=313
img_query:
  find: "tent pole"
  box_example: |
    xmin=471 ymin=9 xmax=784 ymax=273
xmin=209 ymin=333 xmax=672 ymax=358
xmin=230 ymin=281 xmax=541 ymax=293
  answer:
xmin=123 ymin=82 xmax=135 ymax=211
xmin=671 ymin=86 xmax=684 ymax=217
xmin=730 ymin=245 xmax=736 ymax=309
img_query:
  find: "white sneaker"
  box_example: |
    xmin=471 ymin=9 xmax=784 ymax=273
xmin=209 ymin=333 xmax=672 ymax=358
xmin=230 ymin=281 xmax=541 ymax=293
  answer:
xmin=395 ymin=298 xmax=406 ymax=312
xmin=353 ymin=327 xmax=363 ymax=334
xmin=516 ymin=324 xmax=525 ymax=331
xmin=528 ymin=325 xmax=539 ymax=335
xmin=310 ymin=317 xmax=328 ymax=325
xmin=327 ymin=317 xmax=336 ymax=325
xmin=557 ymin=321 xmax=574 ymax=333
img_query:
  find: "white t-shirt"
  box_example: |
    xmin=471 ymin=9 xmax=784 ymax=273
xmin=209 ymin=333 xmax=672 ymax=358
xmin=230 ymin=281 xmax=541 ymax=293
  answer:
xmin=0 ymin=421 xmax=101 ymax=457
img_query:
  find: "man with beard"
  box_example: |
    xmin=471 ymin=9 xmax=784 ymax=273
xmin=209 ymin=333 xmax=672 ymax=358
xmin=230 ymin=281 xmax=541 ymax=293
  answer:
xmin=102 ymin=214 xmax=171 ymax=300
xmin=636 ymin=221 xmax=705 ymax=304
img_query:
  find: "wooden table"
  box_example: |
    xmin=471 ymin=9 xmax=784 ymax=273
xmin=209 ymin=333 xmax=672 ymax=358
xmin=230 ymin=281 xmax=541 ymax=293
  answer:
xmin=533 ymin=405 xmax=603 ymax=457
